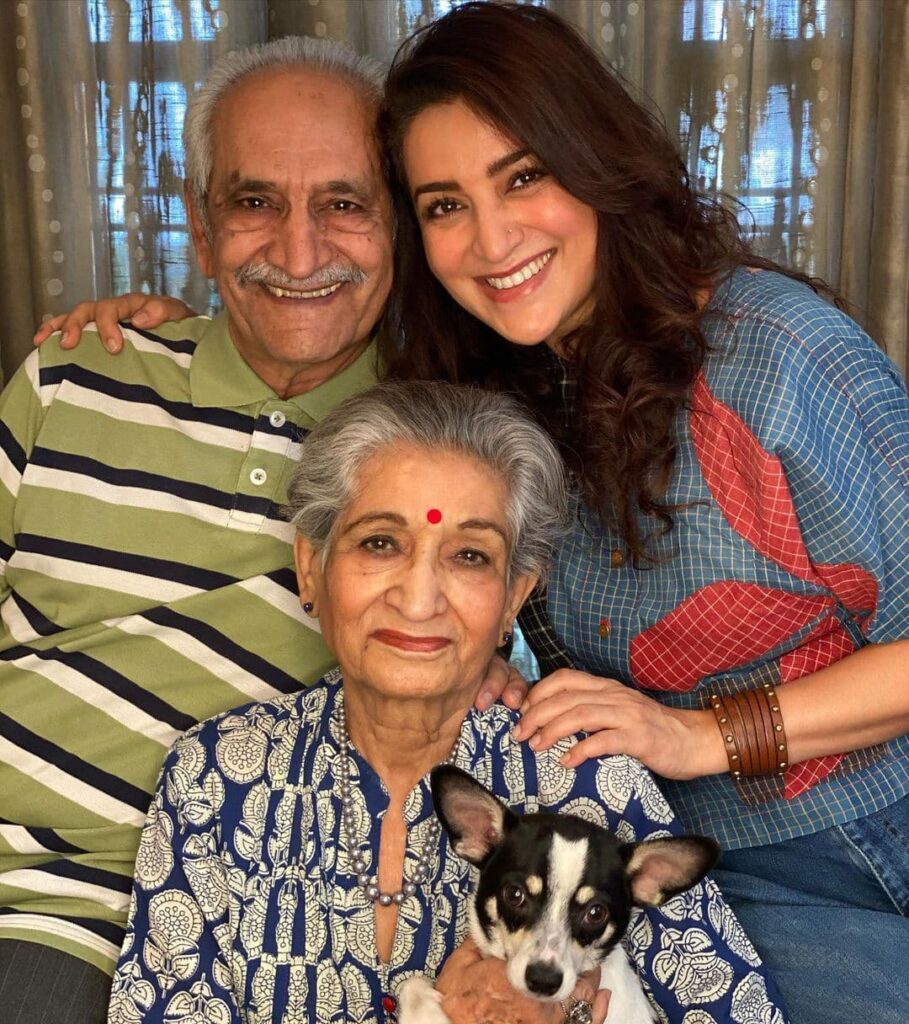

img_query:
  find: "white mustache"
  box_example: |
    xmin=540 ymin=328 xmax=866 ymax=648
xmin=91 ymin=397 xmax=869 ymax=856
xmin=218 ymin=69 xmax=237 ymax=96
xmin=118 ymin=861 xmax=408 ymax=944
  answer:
xmin=235 ymin=261 xmax=367 ymax=291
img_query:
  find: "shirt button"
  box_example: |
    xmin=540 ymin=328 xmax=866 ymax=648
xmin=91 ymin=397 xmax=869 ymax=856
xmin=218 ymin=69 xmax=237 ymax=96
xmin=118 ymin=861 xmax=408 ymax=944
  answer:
xmin=610 ymin=549 xmax=625 ymax=567
xmin=381 ymin=994 xmax=397 ymax=1015
xmin=269 ymin=410 xmax=286 ymax=428
xmin=598 ymin=617 xmax=611 ymax=638
xmin=250 ymin=468 xmax=267 ymax=486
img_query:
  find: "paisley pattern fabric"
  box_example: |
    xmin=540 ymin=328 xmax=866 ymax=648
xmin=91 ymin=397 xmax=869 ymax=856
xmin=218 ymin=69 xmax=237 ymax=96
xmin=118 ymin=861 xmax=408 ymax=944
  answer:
xmin=109 ymin=678 xmax=787 ymax=1024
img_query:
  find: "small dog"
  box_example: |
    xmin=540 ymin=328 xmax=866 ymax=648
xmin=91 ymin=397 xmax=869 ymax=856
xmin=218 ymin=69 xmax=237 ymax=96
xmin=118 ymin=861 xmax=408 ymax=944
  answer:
xmin=398 ymin=765 xmax=719 ymax=1023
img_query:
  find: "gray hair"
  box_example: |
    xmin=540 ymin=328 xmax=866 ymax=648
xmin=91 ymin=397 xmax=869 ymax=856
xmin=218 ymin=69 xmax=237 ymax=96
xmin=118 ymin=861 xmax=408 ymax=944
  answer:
xmin=183 ymin=35 xmax=385 ymax=224
xmin=286 ymin=381 xmax=569 ymax=583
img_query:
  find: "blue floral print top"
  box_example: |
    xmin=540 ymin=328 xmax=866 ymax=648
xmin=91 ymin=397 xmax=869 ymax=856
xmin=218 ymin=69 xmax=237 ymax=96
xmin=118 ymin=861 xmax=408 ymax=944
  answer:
xmin=109 ymin=678 xmax=788 ymax=1024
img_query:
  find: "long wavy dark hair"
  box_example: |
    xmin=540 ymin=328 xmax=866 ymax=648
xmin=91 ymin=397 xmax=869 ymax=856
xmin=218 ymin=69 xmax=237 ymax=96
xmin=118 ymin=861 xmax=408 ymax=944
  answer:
xmin=380 ymin=1 xmax=834 ymax=561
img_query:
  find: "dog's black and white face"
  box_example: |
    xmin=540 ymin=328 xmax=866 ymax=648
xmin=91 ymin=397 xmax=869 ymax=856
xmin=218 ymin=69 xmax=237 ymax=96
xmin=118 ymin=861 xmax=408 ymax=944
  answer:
xmin=431 ymin=765 xmax=718 ymax=1004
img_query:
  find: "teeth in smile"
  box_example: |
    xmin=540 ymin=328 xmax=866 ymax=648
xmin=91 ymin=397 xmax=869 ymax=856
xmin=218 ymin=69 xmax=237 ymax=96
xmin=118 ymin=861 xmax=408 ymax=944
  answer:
xmin=485 ymin=251 xmax=553 ymax=290
xmin=265 ymin=282 xmax=343 ymax=299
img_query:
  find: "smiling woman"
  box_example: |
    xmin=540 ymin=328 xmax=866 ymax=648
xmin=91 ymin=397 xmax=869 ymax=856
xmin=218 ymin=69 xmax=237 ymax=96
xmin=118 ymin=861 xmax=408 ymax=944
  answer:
xmin=108 ymin=381 xmax=786 ymax=1024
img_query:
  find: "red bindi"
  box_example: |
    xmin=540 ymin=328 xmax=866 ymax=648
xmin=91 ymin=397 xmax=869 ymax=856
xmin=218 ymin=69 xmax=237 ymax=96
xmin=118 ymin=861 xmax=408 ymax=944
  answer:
xmin=426 ymin=508 xmax=442 ymax=524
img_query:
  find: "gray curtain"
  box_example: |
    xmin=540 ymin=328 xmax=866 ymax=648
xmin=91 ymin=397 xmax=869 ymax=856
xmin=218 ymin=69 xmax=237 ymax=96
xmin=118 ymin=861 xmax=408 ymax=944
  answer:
xmin=2 ymin=0 xmax=907 ymax=382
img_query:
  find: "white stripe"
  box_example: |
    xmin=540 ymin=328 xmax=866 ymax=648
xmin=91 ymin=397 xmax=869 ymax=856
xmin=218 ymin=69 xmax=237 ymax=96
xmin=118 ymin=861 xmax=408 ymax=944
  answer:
xmin=1 ymin=595 xmax=39 ymax=644
xmin=260 ymin=518 xmax=296 ymax=544
xmin=548 ymin=834 xmax=589 ymax=921
xmin=26 ymin=464 xmax=231 ymax=529
xmin=107 ymin=614 xmax=288 ymax=701
xmin=0 ymin=737 xmax=147 ymax=826
xmin=0 ymin=912 xmax=121 ymax=962
xmin=0 ymin=825 xmax=51 ymax=855
xmin=238 ymin=576 xmax=322 ymax=634
xmin=253 ymin=431 xmax=304 ymax=459
xmin=12 ymin=551 xmax=200 ymax=602
xmin=9 ymin=652 xmax=180 ymax=748
xmin=119 ymin=326 xmax=193 ymax=367
xmin=0 ymin=450 xmax=22 ymax=500
xmin=48 ymin=381 xmax=251 ymax=452
xmin=0 ymin=868 xmax=130 ymax=913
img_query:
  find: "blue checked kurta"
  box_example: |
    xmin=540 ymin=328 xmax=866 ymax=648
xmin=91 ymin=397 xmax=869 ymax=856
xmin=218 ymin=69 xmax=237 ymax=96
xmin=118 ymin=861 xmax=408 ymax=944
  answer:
xmin=528 ymin=268 xmax=909 ymax=851
xmin=108 ymin=679 xmax=787 ymax=1024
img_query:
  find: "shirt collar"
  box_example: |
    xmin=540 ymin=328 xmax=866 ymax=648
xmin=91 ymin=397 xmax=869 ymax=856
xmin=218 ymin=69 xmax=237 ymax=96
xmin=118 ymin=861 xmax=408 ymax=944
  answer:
xmin=189 ymin=311 xmax=381 ymax=423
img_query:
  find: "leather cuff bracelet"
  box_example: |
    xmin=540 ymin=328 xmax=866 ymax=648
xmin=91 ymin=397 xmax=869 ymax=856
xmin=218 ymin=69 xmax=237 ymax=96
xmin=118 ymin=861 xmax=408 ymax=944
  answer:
xmin=709 ymin=681 xmax=789 ymax=777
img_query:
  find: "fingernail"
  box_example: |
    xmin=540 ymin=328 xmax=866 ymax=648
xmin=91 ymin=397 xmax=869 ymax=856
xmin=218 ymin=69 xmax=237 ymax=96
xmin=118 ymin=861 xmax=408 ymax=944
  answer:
xmin=476 ymin=690 xmax=492 ymax=711
xmin=519 ymin=700 xmax=529 ymax=715
xmin=132 ymin=310 xmax=148 ymax=323
xmin=104 ymin=338 xmax=119 ymax=353
xmin=528 ymin=734 xmax=540 ymax=749
xmin=60 ymin=330 xmax=70 ymax=345
xmin=511 ymin=723 xmax=524 ymax=739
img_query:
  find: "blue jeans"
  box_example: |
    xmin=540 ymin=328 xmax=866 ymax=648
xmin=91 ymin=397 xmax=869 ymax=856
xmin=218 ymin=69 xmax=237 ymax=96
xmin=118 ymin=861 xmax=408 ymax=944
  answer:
xmin=712 ymin=793 xmax=909 ymax=1024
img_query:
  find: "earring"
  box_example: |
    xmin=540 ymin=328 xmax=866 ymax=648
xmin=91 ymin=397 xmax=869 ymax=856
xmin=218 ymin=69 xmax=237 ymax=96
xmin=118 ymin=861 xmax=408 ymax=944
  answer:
xmin=501 ymin=630 xmax=513 ymax=646
xmin=302 ymin=601 xmax=314 ymax=615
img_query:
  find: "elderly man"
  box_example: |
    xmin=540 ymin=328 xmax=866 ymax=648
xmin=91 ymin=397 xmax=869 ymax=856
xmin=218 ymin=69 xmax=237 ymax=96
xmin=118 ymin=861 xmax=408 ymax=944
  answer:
xmin=0 ymin=38 xmax=516 ymax=1023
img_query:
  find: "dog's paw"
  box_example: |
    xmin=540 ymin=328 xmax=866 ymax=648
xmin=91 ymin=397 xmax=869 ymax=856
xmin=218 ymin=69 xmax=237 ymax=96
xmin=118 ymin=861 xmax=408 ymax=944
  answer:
xmin=397 ymin=976 xmax=453 ymax=1024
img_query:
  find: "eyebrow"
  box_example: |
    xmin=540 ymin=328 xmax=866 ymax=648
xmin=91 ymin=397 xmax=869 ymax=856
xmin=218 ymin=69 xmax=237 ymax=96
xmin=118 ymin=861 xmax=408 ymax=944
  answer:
xmin=412 ymin=147 xmax=532 ymax=200
xmin=341 ymin=513 xmax=407 ymax=535
xmin=459 ymin=518 xmax=509 ymax=544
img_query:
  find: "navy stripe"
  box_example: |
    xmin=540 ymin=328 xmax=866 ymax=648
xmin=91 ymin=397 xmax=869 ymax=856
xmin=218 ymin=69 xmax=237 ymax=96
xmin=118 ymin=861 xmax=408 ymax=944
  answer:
xmin=31 ymin=858 xmax=133 ymax=894
xmin=0 ymin=820 xmax=86 ymax=855
xmin=0 ymin=713 xmax=151 ymax=813
xmin=0 ymin=419 xmax=27 ymax=476
xmin=142 ymin=606 xmax=302 ymax=694
xmin=0 ymin=907 xmax=125 ymax=945
xmin=123 ymin=323 xmax=197 ymax=355
xmin=254 ymin=413 xmax=311 ymax=443
xmin=15 ymin=534 xmax=238 ymax=592
xmin=8 ymin=591 xmax=62 ymax=638
xmin=39 ymin=364 xmax=254 ymax=431
xmin=0 ymin=538 xmax=13 ymax=563
xmin=235 ymin=492 xmax=277 ymax=519
xmin=0 ymin=646 xmax=196 ymax=733
xmin=265 ymin=567 xmax=300 ymax=594
xmin=30 ymin=447 xmax=235 ymax=512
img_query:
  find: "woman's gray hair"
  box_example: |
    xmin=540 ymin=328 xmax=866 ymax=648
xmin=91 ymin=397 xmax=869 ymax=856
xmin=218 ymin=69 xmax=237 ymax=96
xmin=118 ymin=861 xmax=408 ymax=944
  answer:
xmin=184 ymin=35 xmax=384 ymax=229
xmin=286 ymin=381 xmax=569 ymax=583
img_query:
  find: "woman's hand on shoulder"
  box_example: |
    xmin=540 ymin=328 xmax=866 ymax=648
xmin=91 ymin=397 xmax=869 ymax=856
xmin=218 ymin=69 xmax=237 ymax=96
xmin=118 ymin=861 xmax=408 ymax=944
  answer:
xmin=435 ymin=938 xmax=609 ymax=1024
xmin=33 ymin=293 xmax=196 ymax=353
xmin=475 ymin=655 xmax=529 ymax=712
xmin=512 ymin=669 xmax=726 ymax=779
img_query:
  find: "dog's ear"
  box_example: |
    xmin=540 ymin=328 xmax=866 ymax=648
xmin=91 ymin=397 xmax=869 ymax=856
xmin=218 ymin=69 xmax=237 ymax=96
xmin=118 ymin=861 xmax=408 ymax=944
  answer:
xmin=620 ymin=836 xmax=719 ymax=907
xmin=431 ymin=765 xmax=516 ymax=866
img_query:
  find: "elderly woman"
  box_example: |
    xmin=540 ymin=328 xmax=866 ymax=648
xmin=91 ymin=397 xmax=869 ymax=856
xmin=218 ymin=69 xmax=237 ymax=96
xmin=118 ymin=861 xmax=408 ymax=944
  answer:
xmin=107 ymin=381 xmax=785 ymax=1024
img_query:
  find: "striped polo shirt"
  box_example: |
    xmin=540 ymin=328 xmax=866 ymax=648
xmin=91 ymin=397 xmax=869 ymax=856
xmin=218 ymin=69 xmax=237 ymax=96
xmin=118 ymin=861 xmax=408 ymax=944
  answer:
xmin=0 ymin=313 xmax=379 ymax=972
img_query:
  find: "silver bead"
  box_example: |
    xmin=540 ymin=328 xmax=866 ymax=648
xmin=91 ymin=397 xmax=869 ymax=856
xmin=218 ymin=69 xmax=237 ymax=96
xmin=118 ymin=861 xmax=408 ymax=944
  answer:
xmin=366 ymin=884 xmax=380 ymax=900
xmin=378 ymin=893 xmax=393 ymax=907
xmin=403 ymin=882 xmax=417 ymax=896
xmin=356 ymin=873 xmax=370 ymax=887
xmin=393 ymin=891 xmax=406 ymax=904
xmin=352 ymin=858 xmax=367 ymax=873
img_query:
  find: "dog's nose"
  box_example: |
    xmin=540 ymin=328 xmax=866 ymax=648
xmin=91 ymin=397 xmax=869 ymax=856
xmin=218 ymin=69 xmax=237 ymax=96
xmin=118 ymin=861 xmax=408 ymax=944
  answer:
xmin=525 ymin=962 xmax=564 ymax=997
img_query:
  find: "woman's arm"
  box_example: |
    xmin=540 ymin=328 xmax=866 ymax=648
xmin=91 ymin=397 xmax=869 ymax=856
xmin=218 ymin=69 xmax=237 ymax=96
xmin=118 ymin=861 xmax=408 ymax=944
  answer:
xmin=108 ymin=752 xmax=239 ymax=1024
xmin=514 ymin=639 xmax=909 ymax=777
xmin=34 ymin=293 xmax=196 ymax=352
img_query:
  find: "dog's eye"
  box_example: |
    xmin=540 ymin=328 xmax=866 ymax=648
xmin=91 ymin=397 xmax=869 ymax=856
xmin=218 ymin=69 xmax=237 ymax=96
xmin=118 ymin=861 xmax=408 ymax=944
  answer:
xmin=583 ymin=903 xmax=608 ymax=927
xmin=502 ymin=884 xmax=527 ymax=908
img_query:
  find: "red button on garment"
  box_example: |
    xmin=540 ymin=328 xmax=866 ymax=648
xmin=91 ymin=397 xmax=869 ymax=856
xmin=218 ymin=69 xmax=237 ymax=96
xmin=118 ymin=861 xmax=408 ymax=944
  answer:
xmin=382 ymin=994 xmax=398 ymax=1014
